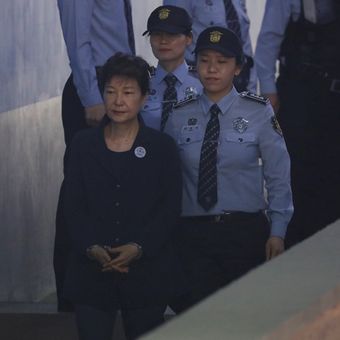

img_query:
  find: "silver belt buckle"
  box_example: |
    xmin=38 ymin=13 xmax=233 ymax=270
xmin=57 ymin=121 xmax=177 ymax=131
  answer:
xmin=330 ymin=79 xmax=340 ymax=93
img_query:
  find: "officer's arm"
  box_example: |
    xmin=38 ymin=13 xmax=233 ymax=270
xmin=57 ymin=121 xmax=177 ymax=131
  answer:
xmin=255 ymin=0 xmax=292 ymax=95
xmin=58 ymin=0 xmax=103 ymax=109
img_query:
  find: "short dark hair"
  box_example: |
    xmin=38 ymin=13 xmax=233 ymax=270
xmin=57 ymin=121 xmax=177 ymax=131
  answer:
xmin=99 ymin=53 xmax=151 ymax=96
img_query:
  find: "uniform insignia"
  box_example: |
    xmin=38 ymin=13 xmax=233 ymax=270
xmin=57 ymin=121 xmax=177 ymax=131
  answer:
xmin=150 ymin=89 xmax=156 ymax=95
xmin=271 ymin=116 xmax=283 ymax=137
xmin=173 ymin=96 xmax=198 ymax=108
xmin=188 ymin=118 xmax=198 ymax=126
xmin=210 ymin=31 xmax=223 ymax=43
xmin=185 ymin=87 xmax=198 ymax=98
xmin=233 ymin=117 xmax=249 ymax=133
xmin=239 ymin=91 xmax=269 ymax=105
xmin=173 ymin=88 xmax=199 ymax=108
xmin=159 ymin=8 xmax=170 ymax=20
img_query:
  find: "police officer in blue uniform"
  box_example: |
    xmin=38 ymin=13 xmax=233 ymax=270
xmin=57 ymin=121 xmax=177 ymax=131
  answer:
xmin=165 ymin=26 xmax=293 ymax=311
xmin=140 ymin=5 xmax=202 ymax=131
xmin=255 ymin=0 xmax=340 ymax=247
xmin=55 ymin=0 xmax=135 ymax=311
xmin=163 ymin=0 xmax=256 ymax=92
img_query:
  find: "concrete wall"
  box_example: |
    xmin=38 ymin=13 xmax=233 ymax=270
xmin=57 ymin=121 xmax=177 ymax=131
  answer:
xmin=0 ymin=0 xmax=69 ymax=302
xmin=0 ymin=0 xmax=265 ymax=302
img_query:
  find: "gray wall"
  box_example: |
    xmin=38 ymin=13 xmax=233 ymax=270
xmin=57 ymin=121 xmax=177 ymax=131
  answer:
xmin=0 ymin=0 xmax=265 ymax=302
xmin=0 ymin=0 xmax=69 ymax=301
xmin=0 ymin=0 xmax=69 ymax=113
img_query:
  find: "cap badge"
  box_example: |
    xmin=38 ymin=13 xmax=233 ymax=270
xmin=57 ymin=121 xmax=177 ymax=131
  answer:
xmin=159 ymin=8 xmax=170 ymax=20
xmin=233 ymin=117 xmax=249 ymax=133
xmin=210 ymin=31 xmax=223 ymax=43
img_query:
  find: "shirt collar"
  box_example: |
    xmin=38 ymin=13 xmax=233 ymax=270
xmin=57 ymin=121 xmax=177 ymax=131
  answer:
xmin=201 ymin=87 xmax=239 ymax=116
xmin=154 ymin=62 xmax=188 ymax=85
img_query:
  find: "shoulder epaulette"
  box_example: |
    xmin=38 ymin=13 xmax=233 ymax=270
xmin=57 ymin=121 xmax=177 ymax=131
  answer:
xmin=239 ymin=91 xmax=269 ymax=105
xmin=173 ymin=94 xmax=199 ymax=109
xmin=188 ymin=65 xmax=197 ymax=73
xmin=148 ymin=66 xmax=156 ymax=77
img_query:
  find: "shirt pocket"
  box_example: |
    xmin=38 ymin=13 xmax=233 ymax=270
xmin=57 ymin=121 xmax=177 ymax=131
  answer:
xmin=224 ymin=132 xmax=256 ymax=144
xmin=178 ymin=125 xmax=204 ymax=145
xmin=177 ymin=125 xmax=204 ymax=168
xmin=141 ymin=101 xmax=162 ymax=129
xmin=193 ymin=2 xmax=225 ymax=27
xmin=221 ymin=132 xmax=259 ymax=166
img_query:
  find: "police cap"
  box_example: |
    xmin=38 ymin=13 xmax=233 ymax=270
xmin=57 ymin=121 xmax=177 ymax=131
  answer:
xmin=143 ymin=5 xmax=192 ymax=36
xmin=194 ymin=26 xmax=243 ymax=58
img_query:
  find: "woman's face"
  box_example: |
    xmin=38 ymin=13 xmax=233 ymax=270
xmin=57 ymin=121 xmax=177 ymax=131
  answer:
xmin=150 ymin=32 xmax=192 ymax=65
xmin=197 ymin=49 xmax=241 ymax=101
xmin=104 ymin=76 xmax=147 ymax=125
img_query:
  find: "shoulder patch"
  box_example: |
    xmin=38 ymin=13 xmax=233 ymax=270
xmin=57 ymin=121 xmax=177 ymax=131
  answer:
xmin=148 ymin=66 xmax=156 ymax=77
xmin=239 ymin=91 xmax=269 ymax=105
xmin=271 ymin=116 xmax=283 ymax=137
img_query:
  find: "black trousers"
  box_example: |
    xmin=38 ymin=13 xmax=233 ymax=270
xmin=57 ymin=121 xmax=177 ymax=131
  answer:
xmin=277 ymin=72 xmax=340 ymax=247
xmin=75 ymin=303 xmax=166 ymax=340
xmin=54 ymin=75 xmax=91 ymax=312
xmin=171 ymin=212 xmax=270 ymax=313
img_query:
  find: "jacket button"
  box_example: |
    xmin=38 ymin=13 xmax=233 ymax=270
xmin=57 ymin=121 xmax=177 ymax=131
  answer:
xmin=115 ymin=202 xmax=120 ymax=207
xmin=116 ymin=184 xmax=121 ymax=188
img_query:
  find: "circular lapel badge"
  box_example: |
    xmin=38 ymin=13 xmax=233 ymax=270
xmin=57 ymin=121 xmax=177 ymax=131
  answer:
xmin=134 ymin=146 xmax=146 ymax=158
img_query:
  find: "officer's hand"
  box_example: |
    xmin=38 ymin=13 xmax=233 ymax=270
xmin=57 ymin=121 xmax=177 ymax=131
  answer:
xmin=266 ymin=236 xmax=284 ymax=260
xmin=85 ymin=103 xmax=106 ymax=127
xmin=101 ymin=244 xmax=141 ymax=273
xmin=264 ymin=93 xmax=280 ymax=114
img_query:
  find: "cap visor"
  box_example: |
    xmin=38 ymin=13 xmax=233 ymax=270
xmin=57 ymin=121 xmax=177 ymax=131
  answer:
xmin=146 ymin=24 xmax=186 ymax=35
xmin=195 ymin=45 xmax=237 ymax=57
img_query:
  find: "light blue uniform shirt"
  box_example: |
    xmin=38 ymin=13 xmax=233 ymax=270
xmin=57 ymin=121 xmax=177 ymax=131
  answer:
xmin=255 ymin=0 xmax=301 ymax=94
xmin=165 ymin=87 xmax=293 ymax=238
xmin=57 ymin=0 xmax=133 ymax=107
xmin=163 ymin=0 xmax=257 ymax=91
xmin=140 ymin=62 xmax=202 ymax=130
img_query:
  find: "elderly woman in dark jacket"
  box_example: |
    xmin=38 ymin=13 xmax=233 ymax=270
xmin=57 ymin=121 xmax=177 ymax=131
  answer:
xmin=62 ymin=53 xmax=184 ymax=340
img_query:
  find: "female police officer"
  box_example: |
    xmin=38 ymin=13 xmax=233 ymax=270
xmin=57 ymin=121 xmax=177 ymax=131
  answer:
xmin=165 ymin=27 xmax=293 ymax=311
xmin=140 ymin=5 xmax=202 ymax=131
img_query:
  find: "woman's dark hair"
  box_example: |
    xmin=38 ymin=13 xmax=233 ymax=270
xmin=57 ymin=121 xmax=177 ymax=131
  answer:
xmin=99 ymin=52 xmax=151 ymax=96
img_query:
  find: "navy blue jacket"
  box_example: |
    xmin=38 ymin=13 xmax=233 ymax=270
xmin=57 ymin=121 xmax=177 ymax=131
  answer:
xmin=62 ymin=116 xmax=185 ymax=308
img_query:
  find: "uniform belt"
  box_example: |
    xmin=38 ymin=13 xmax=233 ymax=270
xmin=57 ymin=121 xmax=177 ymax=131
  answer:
xmin=280 ymin=63 xmax=340 ymax=93
xmin=181 ymin=211 xmax=262 ymax=224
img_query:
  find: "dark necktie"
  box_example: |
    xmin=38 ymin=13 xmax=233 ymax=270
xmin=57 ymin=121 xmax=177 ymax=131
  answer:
xmin=161 ymin=74 xmax=177 ymax=132
xmin=123 ymin=0 xmax=135 ymax=54
xmin=197 ymin=104 xmax=221 ymax=211
xmin=223 ymin=0 xmax=242 ymax=41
